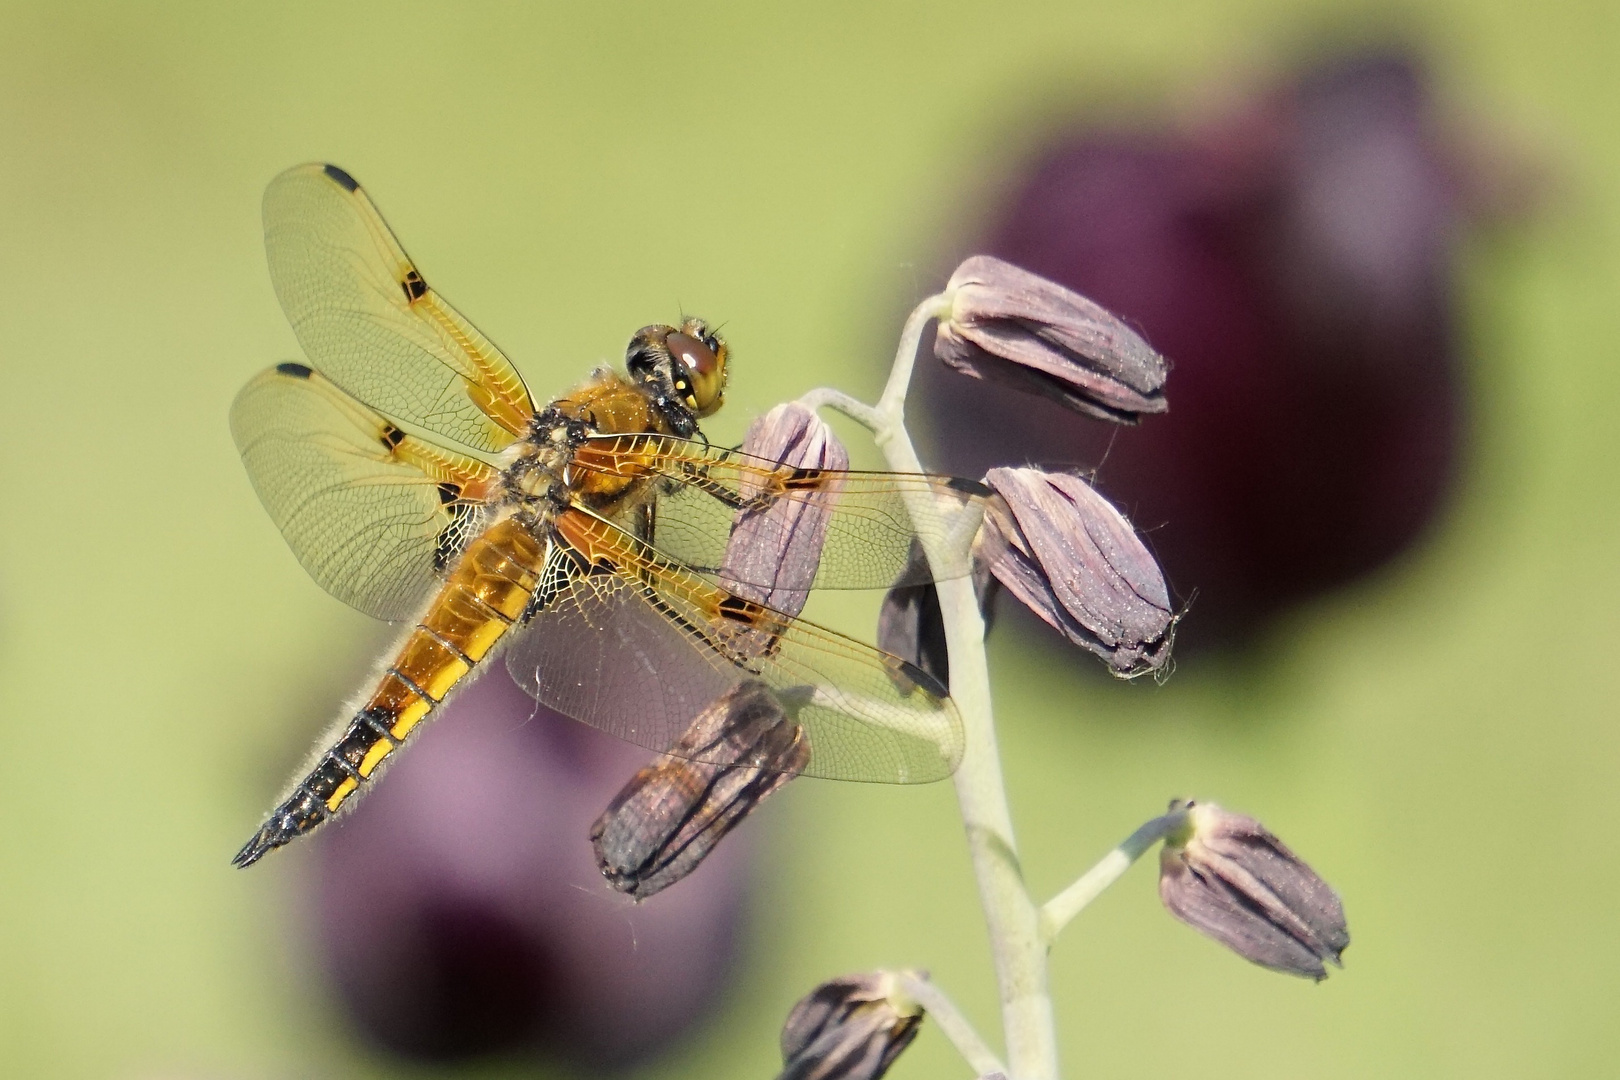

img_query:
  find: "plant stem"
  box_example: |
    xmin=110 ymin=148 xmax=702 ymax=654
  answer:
xmin=933 ymin=555 xmax=1055 ymax=1080
xmin=895 ymin=973 xmax=1007 ymax=1078
xmin=874 ymin=294 xmax=952 ymax=424
xmin=795 ymin=386 xmax=882 ymax=431
xmin=804 ymin=294 xmax=1057 ymax=1080
xmin=1038 ymin=809 xmax=1188 ymax=944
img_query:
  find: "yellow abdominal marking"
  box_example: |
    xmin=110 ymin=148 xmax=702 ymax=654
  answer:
xmin=389 ymin=699 xmax=431 ymax=741
xmin=424 ymin=656 xmax=470 ymax=699
xmin=462 ymin=619 xmax=506 ymax=662
xmin=327 ymin=776 xmax=359 ymax=811
xmin=357 ymin=740 xmax=393 ymax=778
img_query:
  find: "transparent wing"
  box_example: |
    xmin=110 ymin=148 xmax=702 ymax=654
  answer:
xmin=505 ymin=509 xmax=963 ymax=784
xmin=231 ymin=363 xmax=502 ymax=621
xmin=572 ymin=434 xmax=990 ymax=594
xmin=263 ymin=163 xmax=536 ymax=453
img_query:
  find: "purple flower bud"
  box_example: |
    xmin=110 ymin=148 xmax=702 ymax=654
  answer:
xmin=979 ymin=467 xmax=1174 ymax=675
xmin=935 ymin=255 xmax=1169 ymax=423
xmin=877 ymin=539 xmax=998 ymax=690
xmin=591 ymin=680 xmax=808 ymax=900
xmin=1158 ymin=800 xmax=1349 ymax=980
xmin=722 ymin=402 xmax=849 ymax=611
xmin=778 ymin=970 xmax=925 ymax=1080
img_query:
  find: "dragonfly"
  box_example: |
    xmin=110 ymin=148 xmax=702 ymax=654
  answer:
xmin=231 ymin=163 xmax=986 ymax=868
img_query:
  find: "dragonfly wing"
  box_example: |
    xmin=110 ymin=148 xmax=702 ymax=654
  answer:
xmin=574 ymin=435 xmax=990 ymax=594
xmin=231 ymin=363 xmax=502 ymax=621
xmin=505 ymin=510 xmax=963 ymax=783
xmin=263 ymin=163 xmax=535 ymax=453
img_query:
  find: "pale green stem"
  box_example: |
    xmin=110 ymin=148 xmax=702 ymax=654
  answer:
xmin=1037 ymin=809 xmax=1189 ymax=944
xmin=874 ymin=293 xmax=953 ymax=422
xmin=801 ymin=293 xmax=1058 ymax=1080
xmin=895 ymin=973 xmax=1007 ymax=1078
xmin=795 ymin=386 xmax=881 ymax=430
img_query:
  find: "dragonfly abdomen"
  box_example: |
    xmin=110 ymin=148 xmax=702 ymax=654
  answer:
xmin=233 ymin=518 xmax=548 ymax=867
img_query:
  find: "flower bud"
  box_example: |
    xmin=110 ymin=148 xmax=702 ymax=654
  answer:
xmin=935 ymin=255 xmax=1168 ymax=423
xmin=777 ymin=970 xmax=924 ymax=1080
xmin=591 ymin=680 xmax=808 ymax=900
xmin=979 ymin=467 xmax=1173 ymax=675
xmin=722 ymin=401 xmax=849 ymax=612
xmin=1158 ymin=799 xmax=1349 ymax=980
xmin=877 ymin=539 xmax=998 ymax=690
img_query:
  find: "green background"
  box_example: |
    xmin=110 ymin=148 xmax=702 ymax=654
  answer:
xmin=2 ymin=1 xmax=1616 ymax=1077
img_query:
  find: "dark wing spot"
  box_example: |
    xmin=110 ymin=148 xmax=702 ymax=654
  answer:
xmin=274 ymin=362 xmax=314 ymax=379
xmin=401 ymin=269 xmax=428 ymax=302
xmin=436 ymin=481 xmax=461 ymax=505
xmin=783 ymin=467 xmax=826 ymax=491
xmin=717 ymin=594 xmax=763 ymax=626
xmin=322 ymin=164 xmax=361 ymax=191
xmin=379 ymin=423 xmax=406 ymax=451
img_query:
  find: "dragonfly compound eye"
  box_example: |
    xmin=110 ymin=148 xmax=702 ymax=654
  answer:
xmin=665 ymin=329 xmax=727 ymax=417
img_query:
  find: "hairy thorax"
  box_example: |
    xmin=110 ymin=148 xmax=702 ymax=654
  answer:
xmin=498 ymin=368 xmax=673 ymax=520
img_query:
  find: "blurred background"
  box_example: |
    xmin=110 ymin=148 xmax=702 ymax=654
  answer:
xmin=1 ymin=1 xmax=1616 ymax=1077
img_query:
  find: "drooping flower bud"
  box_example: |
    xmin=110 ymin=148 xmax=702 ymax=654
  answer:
xmin=935 ymin=255 xmax=1169 ymax=423
xmin=877 ymin=539 xmax=998 ymax=690
xmin=722 ymin=401 xmax=849 ymax=611
xmin=1158 ymin=799 xmax=1349 ymax=980
xmin=777 ymin=970 xmax=925 ymax=1080
xmin=591 ymin=680 xmax=808 ymax=901
xmin=979 ymin=467 xmax=1173 ymax=675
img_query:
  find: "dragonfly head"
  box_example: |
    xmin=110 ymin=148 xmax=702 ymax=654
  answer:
xmin=627 ymin=319 xmax=729 ymax=432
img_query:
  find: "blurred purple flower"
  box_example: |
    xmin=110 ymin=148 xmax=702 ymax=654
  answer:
xmin=916 ymin=47 xmax=1534 ymax=652
xmin=313 ymin=668 xmax=752 ymax=1067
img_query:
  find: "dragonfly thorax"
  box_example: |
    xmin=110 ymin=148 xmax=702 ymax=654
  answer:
xmin=498 ymin=407 xmax=588 ymax=508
